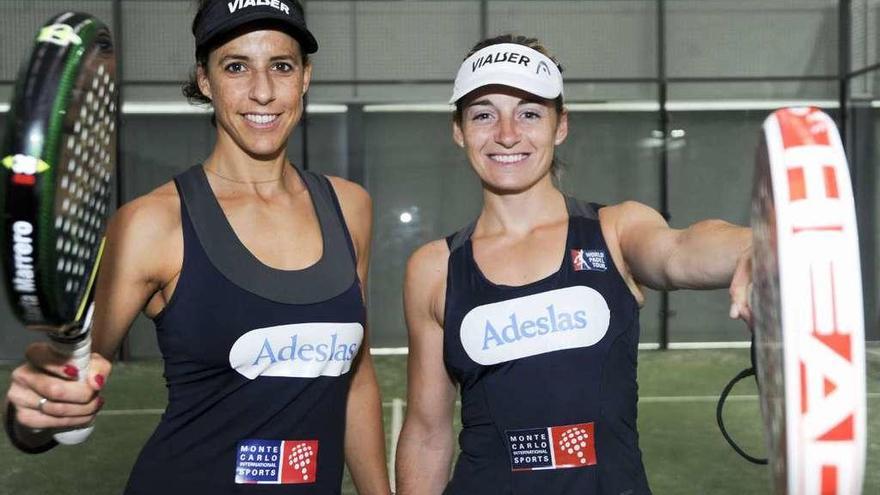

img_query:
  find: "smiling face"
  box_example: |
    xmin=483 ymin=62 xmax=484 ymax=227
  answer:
xmin=197 ymin=28 xmax=312 ymax=160
xmin=453 ymin=85 xmax=568 ymax=194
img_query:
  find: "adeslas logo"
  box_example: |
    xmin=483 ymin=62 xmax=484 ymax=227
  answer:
xmin=481 ymin=304 xmax=587 ymax=350
xmin=252 ymin=333 xmax=358 ymax=364
xmin=460 ymin=286 xmax=610 ymax=365
xmin=229 ymin=322 xmax=363 ymax=379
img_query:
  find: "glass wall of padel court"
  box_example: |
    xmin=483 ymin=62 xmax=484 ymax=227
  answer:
xmin=0 ymin=0 xmax=877 ymax=358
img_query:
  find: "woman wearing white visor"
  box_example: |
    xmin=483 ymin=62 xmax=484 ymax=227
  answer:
xmin=395 ymin=35 xmax=753 ymax=494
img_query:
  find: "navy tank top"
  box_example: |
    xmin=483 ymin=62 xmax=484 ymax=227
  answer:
xmin=124 ymin=165 xmax=364 ymax=494
xmin=442 ymin=197 xmax=651 ymax=495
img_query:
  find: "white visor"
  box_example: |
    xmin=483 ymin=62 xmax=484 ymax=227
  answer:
xmin=449 ymin=43 xmax=563 ymax=104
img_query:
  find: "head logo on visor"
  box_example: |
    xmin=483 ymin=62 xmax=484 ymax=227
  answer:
xmin=536 ymin=61 xmax=552 ymax=77
xmin=450 ymin=43 xmax=563 ymax=103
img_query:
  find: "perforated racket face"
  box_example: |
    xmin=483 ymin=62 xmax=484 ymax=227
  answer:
xmin=752 ymin=133 xmax=788 ymax=494
xmin=50 ymin=32 xmax=115 ymax=317
xmin=1 ymin=12 xmax=116 ymax=326
xmin=753 ymin=107 xmax=866 ymax=495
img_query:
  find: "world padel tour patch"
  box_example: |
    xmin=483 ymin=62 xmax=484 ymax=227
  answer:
xmin=571 ymin=248 xmax=607 ymax=272
xmin=235 ymin=439 xmax=318 ymax=484
xmin=507 ymin=422 xmax=597 ymax=471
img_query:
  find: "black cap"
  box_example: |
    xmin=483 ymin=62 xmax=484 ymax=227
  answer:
xmin=193 ymin=0 xmax=318 ymax=54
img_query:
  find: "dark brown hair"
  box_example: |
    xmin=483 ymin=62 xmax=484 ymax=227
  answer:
xmin=181 ymin=0 xmax=311 ymax=108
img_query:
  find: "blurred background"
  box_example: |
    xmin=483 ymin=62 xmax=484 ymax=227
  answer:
xmin=1 ymin=2 xmax=878 ymax=494
xmin=0 ymin=0 xmax=877 ymax=355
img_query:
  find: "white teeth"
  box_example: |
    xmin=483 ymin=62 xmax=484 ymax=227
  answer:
xmin=245 ymin=114 xmax=278 ymax=124
xmin=490 ymin=153 xmax=528 ymax=164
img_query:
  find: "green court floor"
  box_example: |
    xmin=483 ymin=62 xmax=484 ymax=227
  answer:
xmin=1 ymin=349 xmax=878 ymax=494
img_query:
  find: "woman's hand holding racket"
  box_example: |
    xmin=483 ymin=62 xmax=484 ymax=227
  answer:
xmin=728 ymin=245 xmax=754 ymax=328
xmin=1 ymin=11 xmax=116 ymax=448
xmin=6 ymin=344 xmax=112 ymax=449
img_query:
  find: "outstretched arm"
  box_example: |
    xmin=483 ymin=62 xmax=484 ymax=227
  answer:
xmin=5 ymin=186 xmax=182 ymax=449
xmin=603 ymin=201 xmax=753 ymax=323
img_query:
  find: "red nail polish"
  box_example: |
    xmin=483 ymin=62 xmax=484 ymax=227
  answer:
xmin=62 ymin=365 xmax=79 ymax=379
xmin=95 ymin=374 xmax=105 ymax=389
xmin=97 ymin=396 xmax=105 ymax=408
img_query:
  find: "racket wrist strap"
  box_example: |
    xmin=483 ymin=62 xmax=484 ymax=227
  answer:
xmin=4 ymin=402 xmax=58 ymax=454
xmin=716 ymin=334 xmax=768 ymax=464
xmin=716 ymin=366 xmax=768 ymax=465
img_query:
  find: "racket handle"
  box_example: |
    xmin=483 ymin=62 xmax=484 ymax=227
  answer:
xmin=48 ymin=305 xmax=96 ymax=445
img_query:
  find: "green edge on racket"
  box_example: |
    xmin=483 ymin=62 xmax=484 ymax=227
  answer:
xmin=0 ymin=12 xmax=117 ymax=329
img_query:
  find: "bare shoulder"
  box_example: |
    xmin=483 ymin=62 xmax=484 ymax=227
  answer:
xmin=325 ymin=176 xmax=370 ymax=230
xmin=325 ymin=175 xmax=371 ymax=214
xmin=324 ymin=176 xmax=371 ymax=261
xmin=405 ymin=239 xmax=450 ymax=323
xmin=599 ymin=200 xmax=664 ymax=226
xmin=598 ymin=200 xmax=669 ymax=245
xmin=109 ymin=180 xmax=181 ymax=238
xmin=104 ymin=180 xmax=181 ymax=284
xmin=597 ymin=201 xmax=643 ymax=248
xmin=407 ymin=239 xmax=449 ymax=280
xmin=597 ymin=201 xmax=651 ymax=305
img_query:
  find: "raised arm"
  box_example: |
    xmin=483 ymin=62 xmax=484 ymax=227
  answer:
xmin=5 ymin=183 xmax=182 ymax=448
xmin=602 ymin=201 xmax=753 ymax=322
xmin=395 ymin=240 xmax=458 ymax=495
xmin=329 ymin=177 xmax=392 ymax=495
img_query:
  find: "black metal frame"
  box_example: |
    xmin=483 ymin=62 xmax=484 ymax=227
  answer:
xmin=102 ymin=0 xmax=880 ymax=350
xmin=657 ymin=0 xmax=671 ymax=349
xmin=4 ymin=0 xmax=875 ymax=351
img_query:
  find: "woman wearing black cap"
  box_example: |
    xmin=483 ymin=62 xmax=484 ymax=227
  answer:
xmin=3 ymin=1 xmax=391 ymax=493
xmin=395 ymin=35 xmax=753 ymax=494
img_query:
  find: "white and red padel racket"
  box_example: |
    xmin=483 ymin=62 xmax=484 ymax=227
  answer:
xmin=752 ymin=107 xmax=867 ymax=495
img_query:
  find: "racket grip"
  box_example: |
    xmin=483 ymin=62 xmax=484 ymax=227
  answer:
xmin=48 ymin=330 xmax=95 ymax=445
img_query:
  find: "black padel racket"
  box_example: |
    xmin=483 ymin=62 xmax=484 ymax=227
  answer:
xmin=1 ymin=12 xmax=116 ymax=444
xmin=750 ymin=107 xmax=867 ymax=494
